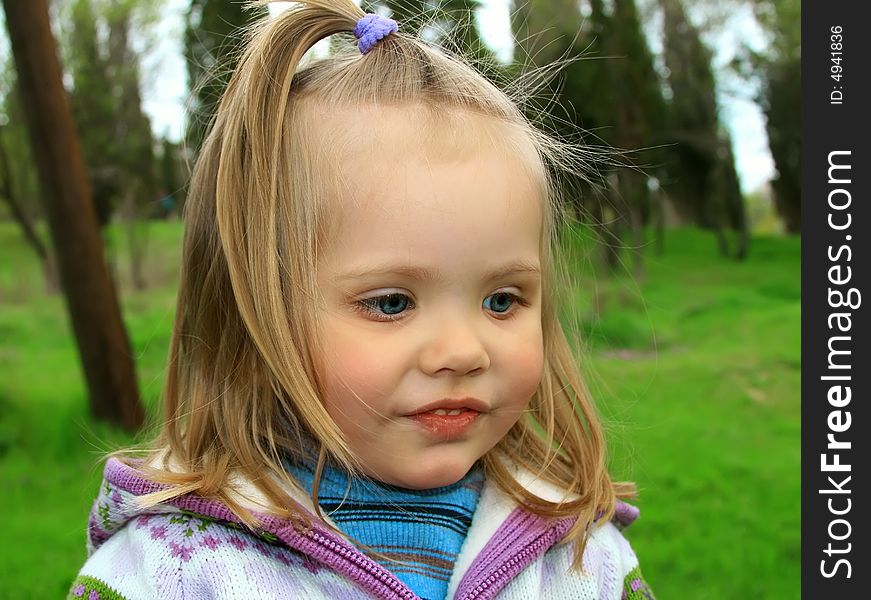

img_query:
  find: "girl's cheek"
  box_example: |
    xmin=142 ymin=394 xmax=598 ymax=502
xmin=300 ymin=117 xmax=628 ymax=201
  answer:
xmin=504 ymin=339 xmax=545 ymax=400
xmin=516 ymin=350 xmax=544 ymax=398
xmin=320 ymin=328 xmax=400 ymax=394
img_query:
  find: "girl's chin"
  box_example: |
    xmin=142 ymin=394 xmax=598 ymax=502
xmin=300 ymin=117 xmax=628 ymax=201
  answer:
xmin=394 ymin=472 xmax=467 ymax=491
xmin=366 ymin=458 xmax=478 ymax=490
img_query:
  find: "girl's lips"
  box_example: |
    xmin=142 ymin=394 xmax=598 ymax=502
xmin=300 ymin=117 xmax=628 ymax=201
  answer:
xmin=408 ymin=397 xmax=489 ymax=416
xmin=406 ymin=409 xmax=481 ymax=440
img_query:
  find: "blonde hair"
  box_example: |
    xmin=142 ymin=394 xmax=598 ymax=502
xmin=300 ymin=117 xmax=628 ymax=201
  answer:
xmin=131 ymin=0 xmax=634 ymax=566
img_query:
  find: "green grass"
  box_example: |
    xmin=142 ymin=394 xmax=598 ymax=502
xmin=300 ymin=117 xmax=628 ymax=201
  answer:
xmin=0 ymin=221 xmax=800 ymax=598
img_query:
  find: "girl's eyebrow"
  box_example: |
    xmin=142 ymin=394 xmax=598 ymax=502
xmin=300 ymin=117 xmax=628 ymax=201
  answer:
xmin=333 ymin=260 xmax=541 ymax=283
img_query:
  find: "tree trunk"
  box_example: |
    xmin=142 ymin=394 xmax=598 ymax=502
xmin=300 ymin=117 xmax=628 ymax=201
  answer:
xmin=602 ymin=174 xmax=622 ymax=272
xmin=3 ymin=0 xmax=144 ymax=431
xmin=121 ymin=188 xmax=147 ymax=291
xmin=773 ymin=180 xmax=801 ymax=234
xmin=0 ymin=127 xmax=60 ymax=292
xmin=620 ymin=172 xmax=646 ymax=281
xmin=713 ymin=224 xmax=729 ymax=257
xmin=731 ymin=187 xmax=749 ymax=262
xmin=653 ymin=185 xmax=665 ymax=257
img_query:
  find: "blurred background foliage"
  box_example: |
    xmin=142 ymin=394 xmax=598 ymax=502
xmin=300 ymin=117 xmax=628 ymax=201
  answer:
xmin=1 ymin=0 xmax=799 ymax=597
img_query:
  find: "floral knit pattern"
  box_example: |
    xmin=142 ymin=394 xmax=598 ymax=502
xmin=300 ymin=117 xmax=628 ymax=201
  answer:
xmin=76 ymin=472 xmax=362 ymax=599
xmin=133 ymin=510 xmax=299 ymax=566
xmin=622 ymin=565 xmax=656 ymax=600
xmin=75 ymin=508 xmax=369 ymax=599
xmin=67 ymin=575 xmax=126 ymax=600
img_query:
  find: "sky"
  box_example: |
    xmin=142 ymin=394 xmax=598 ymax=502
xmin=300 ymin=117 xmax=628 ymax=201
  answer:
xmin=140 ymin=0 xmax=774 ymax=193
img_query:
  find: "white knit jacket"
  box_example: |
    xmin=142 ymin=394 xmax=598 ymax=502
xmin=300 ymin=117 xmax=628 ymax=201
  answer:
xmin=69 ymin=459 xmax=654 ymax=600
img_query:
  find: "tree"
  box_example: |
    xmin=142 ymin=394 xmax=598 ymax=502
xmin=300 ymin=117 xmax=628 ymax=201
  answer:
xmin=0 ymin=59 xmax=56 ymax=288
xmin=64 ymin=0 xmax=163 ymax=286
xmin=608 ymin=0 xmax=667 ymax=274
xmin=67 ymin=0 xmax=118 ymax=227
xmin=660 ymin=0 xmax=747 ymax=257
xmin=158 ymin=136 xmax=184 ymax=217
xmin=511 ymin=0 xmax=618 ymax=263
xmin=184 ymin=0 xmax=265 ymax=154
xmin=750 ymin=0 xmax=799 ymax=233
xmin=546 ymin=0 xmax=621 ymax=237
xmin=669 ymin=0 xmax=799 ymax=234
xmin=512 ymin=0 xmax=667 ymax=274
xmin=718 ymin=133 xmax=748 ymax=259
xmin=2 ymin=0 xmax=145 ymax=431
xmin=104 ymin=0 xmax=161 ymax=290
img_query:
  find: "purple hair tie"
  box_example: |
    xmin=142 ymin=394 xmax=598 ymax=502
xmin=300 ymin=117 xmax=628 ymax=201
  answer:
xmin=353 ymin=14 xmax=398 ymax=55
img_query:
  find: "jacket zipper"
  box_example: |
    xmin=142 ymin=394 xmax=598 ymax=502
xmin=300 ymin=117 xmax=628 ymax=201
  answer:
xmin=306 ymin=528 xmax=419 ymax=600
xmin=457 ymin=532 xmax=555 ymax=600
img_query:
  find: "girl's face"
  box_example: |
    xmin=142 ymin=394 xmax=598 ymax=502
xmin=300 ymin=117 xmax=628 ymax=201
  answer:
xmin=314 ymin=107 xmax=545 ymax=489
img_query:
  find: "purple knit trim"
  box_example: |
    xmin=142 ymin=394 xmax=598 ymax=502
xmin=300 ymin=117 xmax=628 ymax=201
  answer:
xmin=353 ymin=13 xmax=397 ymax=54
xmin=613 ymin=501 xmax=640 ymax=528
xmin=453 ymin=508 xmax=575 ymax=600
xmin=102 ymin=458 xmax=415 ymax=599
xmin=104 ymin=458 xmax=165 ymax=495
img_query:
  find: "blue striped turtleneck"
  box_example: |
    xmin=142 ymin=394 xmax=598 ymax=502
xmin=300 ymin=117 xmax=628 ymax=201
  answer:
xmin=288 ymin=460 xmax=484 ymax=600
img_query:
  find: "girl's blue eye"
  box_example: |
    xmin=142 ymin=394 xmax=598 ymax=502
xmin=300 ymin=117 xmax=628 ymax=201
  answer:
xmin=359 ymin=293 xmax=412 ymax=317
xmin=358 ymin=291 xmax=523 ymax=320
xmin=483 ymin=292 xmax=517 ymax=314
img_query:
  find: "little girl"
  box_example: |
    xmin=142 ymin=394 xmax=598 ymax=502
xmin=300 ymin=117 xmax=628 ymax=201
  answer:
xmin=70 ymin=1 xmax=654 ymax=598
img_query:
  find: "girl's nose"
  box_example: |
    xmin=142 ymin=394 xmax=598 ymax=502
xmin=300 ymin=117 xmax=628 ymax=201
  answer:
xmin=418 ymin=319 xmax=491 ymax=377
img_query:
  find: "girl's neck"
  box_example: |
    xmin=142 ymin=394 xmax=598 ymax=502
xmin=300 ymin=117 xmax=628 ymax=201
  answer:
xmin=286 ymin=447 xmax=483 ymax=497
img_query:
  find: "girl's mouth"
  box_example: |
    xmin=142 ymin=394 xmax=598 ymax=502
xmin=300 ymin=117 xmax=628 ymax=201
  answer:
xmin=406 ymin=408 xmax=481 ymax=440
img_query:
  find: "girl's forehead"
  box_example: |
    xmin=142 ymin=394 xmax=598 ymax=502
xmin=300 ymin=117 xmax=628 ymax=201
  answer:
xmin=307 ymin=107 xmax=545 ymax=271
xmin=305 ymin=101 xmax=540 ymax=169
xmin=296 ymin=102 xmax=548 ymax=259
